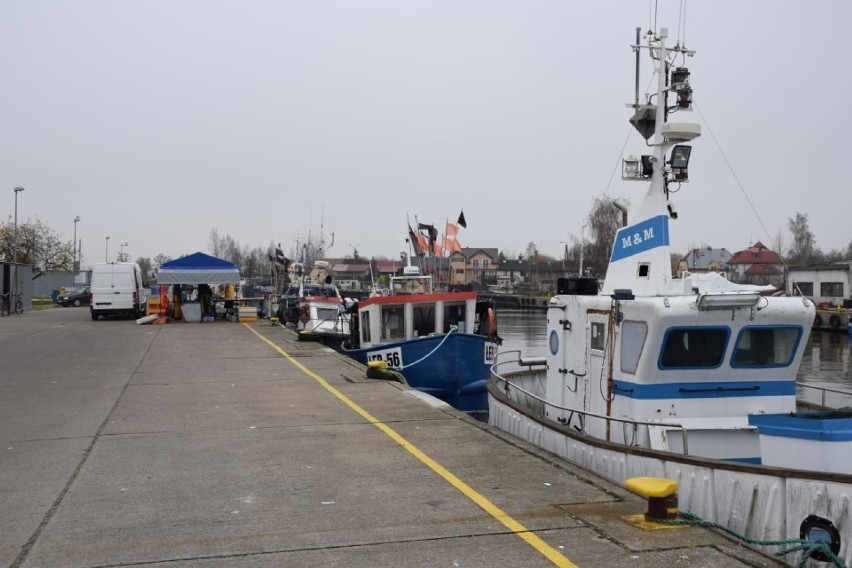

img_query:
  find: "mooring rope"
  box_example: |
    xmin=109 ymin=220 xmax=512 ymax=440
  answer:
xmin=395 ymin=325 xmax=458 ymax=371
xmin=655 ymin=512 xmax=846 ymax=568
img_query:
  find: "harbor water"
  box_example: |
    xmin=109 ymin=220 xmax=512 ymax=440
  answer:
xmin=495 ymin=308 xmax=852 ymax=407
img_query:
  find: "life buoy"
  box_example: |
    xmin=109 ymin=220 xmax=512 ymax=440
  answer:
xmin=829 ymin=314 xmax=842 ymax=329
xmin=299 ymin=305 xmax=310 ymax=324
xmin=813 ymin=314 xmax=823 ymax=327
xmin=487 ymin=307 xmax=497 ymax=337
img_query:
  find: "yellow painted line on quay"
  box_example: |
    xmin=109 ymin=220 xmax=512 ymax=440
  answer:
xmin=244 ymin=324 xmax=578 ymax=568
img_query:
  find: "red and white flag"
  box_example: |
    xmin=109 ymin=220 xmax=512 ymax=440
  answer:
xmin=443 ymin=222 xmax=462 ymax=253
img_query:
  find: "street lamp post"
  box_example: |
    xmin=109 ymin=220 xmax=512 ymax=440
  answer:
xmin=105 ymin=236 xmax=110 ymax=262
xmin=73 ymin=216 xmax=81 ymax=271
xmin=13 ymin=187 xmax=25 ymax=266
xmin=12 ymin=187 xmax=25 ymax=299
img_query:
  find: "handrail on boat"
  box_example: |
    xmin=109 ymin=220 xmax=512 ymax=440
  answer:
xmin=796 ymin=381 xmax=852 ymax=409
xmin=497 ymin=350 xmax=547 ymax=370
xmin=491 ymin=350 xmax=691 ymax=456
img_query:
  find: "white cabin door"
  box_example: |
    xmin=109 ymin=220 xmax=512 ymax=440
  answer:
xmin=585 ymin=312 xmax=611 ymax=440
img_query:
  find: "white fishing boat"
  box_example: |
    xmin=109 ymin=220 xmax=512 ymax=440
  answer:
xmin=488 ymin=26 xmax=851 ymax=567
xmin=285 ymin=260 xmax=352 ymax=347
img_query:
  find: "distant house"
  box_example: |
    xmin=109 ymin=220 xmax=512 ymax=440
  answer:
xmin=330 ymin=260 xmax=373 ymax=290
xmin=495 ymin=259 xmax=527 ymax=291
xmin=787 ymin=260 xmax=852 ymax=307
xmin=372 ymin=259 xmax=404 ymax=284
xmin=726 ymin=242 xmax=785 ymax=288
xmin=492 ymin=258 xmax=568 ymax=295
xmin=449 ymin=248 xmax=499 ymax=288
xmin=324 ymin=258 xmax=404 ymax=290
xmin=677 ymin=247 xmax=732 ymax=276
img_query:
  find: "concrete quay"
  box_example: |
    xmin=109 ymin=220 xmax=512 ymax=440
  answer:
xmin=0 ymin=308 xmax=782 ymax=567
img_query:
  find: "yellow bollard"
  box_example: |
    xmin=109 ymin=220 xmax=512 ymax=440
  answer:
xmin=626 ymin=477 xmax=679 ymax=521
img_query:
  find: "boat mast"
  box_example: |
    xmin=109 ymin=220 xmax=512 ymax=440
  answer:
xmin=601 ymin=27 xmax=699 ymax=297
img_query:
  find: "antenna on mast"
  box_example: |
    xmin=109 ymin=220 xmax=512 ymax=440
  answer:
xmin=634 ymin=27 xmax=641 ymax=109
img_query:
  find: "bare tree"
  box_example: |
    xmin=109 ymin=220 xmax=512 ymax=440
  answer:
xmin=823 ymin=248 xmax=846 ymax=263
xmin=136 ymin=257 xmax=153 ymax=279
xmin=787 ymin=212 xmax=818 ymax=265
xmin=242 ymin=244 xmax=267 ymax=278
xmin=585 ymin=197 xmax=624 ymax=277
xmin=562 ymin=232 xmax=585 ymax=275
xmin=771 ymin=229 xmax=786 ymax=261
xmin=209 ymin=227 xmax=222 ymax=258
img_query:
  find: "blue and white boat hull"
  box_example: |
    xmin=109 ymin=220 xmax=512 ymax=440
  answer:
xmin=345 ymin=332 xmax=496 ymax=417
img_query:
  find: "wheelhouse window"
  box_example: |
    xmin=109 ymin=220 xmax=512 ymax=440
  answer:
xmin=659 ymin=327 xmax=729 ymax=369
xmin=317 ymin=307 xmax=338 ymax=323
xmin=443 ymin=302 xmax=466 ymax=333
xmin=360 ymin=311 xmax=371 ymax=343
xmin=590 ymin=322 xmax=606 ymax=352
xmin=731 ymin=326 xmax=801 ymax=368
xmin=412 ymin=305 xmax=435 ymax=337
xmin=620 ymin=321 xmax=647 ymax=374
xmin=381 ymin=305 xmax=405 ymax=340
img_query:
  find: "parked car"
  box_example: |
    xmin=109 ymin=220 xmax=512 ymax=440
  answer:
xmin=56 ymin=287 xmax=91 ymax=307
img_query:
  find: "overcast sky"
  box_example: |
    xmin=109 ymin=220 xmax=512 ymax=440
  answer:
xmin=1 ymin=0 xmax=850 ymax=266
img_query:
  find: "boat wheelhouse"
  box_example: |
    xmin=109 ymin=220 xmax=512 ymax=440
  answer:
xmin=343 ymin=266 xmax=499 ymax=418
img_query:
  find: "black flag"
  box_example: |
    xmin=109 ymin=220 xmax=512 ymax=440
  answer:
xmin=457 ymin=210 xmax=467 ymax=228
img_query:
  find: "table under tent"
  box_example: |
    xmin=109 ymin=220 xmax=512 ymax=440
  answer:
xmin=154 ymin=252 xmax=252 ymax=322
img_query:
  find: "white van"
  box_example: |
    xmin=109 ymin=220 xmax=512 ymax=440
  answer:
xmin=90 ymin=262 xmax=148 ymax=320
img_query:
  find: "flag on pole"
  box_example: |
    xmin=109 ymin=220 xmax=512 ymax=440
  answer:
xmin=408 ymin=224 xmax=427 ymax=256
xmin=457 ymin=210 xmax=467 ymax=228
xmin=417 ymin=234 xmax=428 ymax=254
xmin=443 ymin=222 xmax=462 ymax=253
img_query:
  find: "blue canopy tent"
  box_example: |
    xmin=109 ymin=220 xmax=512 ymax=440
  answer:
xmin=157 ymin=252 xmax=240 ymax=285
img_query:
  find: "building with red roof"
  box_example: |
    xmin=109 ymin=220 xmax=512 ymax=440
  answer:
xmin=726 ymin=242 xmax=785 ymax=288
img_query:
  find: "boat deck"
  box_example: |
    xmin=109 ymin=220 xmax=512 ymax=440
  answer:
xmin=0 ymin=308 xmax=782 ymax=567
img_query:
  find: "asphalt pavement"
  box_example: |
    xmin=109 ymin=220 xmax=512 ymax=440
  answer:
xmin=0 ymin=307 xmax=784 ymax=567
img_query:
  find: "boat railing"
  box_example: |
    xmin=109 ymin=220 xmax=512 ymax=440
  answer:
xmin=494 ymin=350 xmax=547 ymax=370
xmin=795 ymin=381 xmax=852 ymax=409
xmin=491 ymin=351 xmax=691 ymax=456
xmin=389 ymin=274 xmax=434 ymax=295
